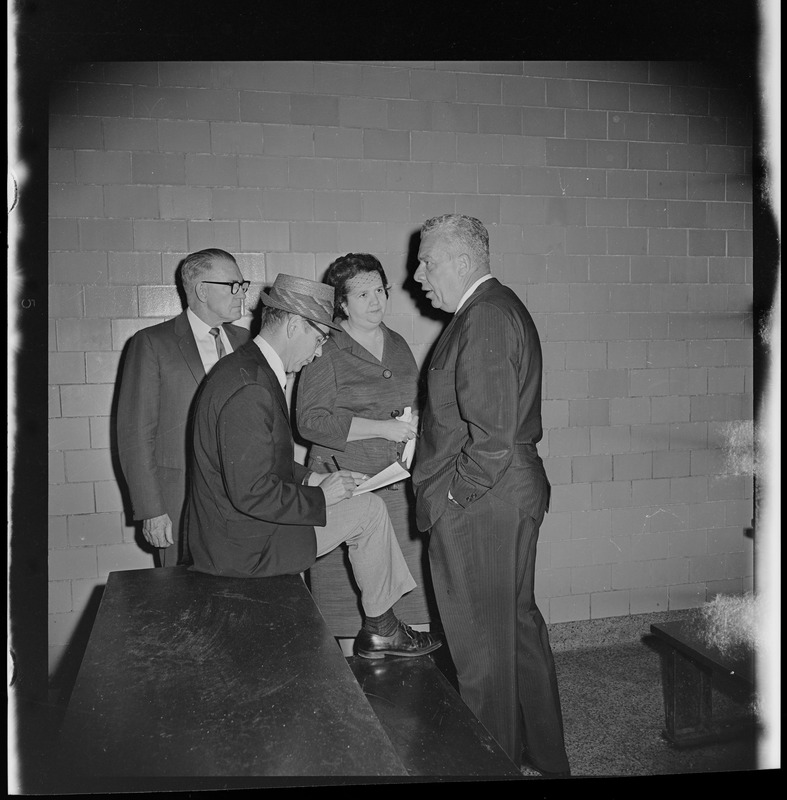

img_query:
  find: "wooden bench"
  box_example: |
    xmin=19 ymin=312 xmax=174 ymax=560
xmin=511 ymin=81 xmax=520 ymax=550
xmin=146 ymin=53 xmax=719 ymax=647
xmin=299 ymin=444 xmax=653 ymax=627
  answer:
xmin=55 ymin=566 xmax=523 ymax=789
xmin=650 ymin=621 xmax=757 ymax=747
xmin=56 ymin=567 xmax=407 ymax=789
xmin=348 ymin=652 xmax=522 ymax=777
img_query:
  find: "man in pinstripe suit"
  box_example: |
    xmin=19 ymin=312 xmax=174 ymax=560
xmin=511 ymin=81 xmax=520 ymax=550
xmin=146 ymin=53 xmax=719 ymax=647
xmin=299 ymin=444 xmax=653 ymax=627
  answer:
xmin=412 ymin=214 xmax=570 ymax=776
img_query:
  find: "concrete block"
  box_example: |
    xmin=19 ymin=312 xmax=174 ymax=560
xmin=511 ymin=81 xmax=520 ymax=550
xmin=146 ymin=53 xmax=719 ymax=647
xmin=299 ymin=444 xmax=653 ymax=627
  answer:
xmin=95 ymin=479 xmax=126 ymax=513
xmin=551 ymin=483 xmax=592 ymax=513
xmin=97 ymin=543 xmax=155 ymax=578
xmin=158 ymin=186 xmax=212 ymax=220
xmin=653 ymin=450 xmax=691 ymax=478
xmin=338 ymin=96 xmax=388 ymax=130
xmin=65 ymin=448 xmax=114 ymax=483
xmin=187 ymin=220 xmax=241 ymax=253
xmin=608 ymin=285 xmax=648 ymax=312
xmin=572 ymin=564 xmax=612 ymax=594
xmin=260 ymin=188 xmax=314 ymax=220
xmin=359 ymin=65 xmax=409 ymax=99
xmin=687 ymin=500 xmax=726 ymax=530
xmin=49 ymin=183 xmax=103 ymax=218
xmin=78 ymin=219 xmax=133 ymax=251
xmin=182 ymin=88 xmax=240 ymax=121
xmin=478 ymin=164 xmax=521 ymax=194
xmin=591 ymin=532 xmax=632 ymax=565
xmin=288 ymin=158 xmax=339 ymax=190
xmin=588 ymin=81 xmax=629 ymax=110
xmin=132 ymin=153 xmax=187 ymax=185
xmin=590 ymin=481 xmax=636 ymax=509
xmin=107 ymin=252 xmax=162 ymax=285
xmin=708 ymin=200 xmax=746 ymax=230
xmin=101 ymin=117 xmax=157 ymax=152
xmin=651 ymin=396 xmax=691 ymax=423
xmin=138 ymin=285 xmax=182 ymax=318
xmin=613 ymin=452 xmax=652 ymax=481
xmin=409 ymin=69 xmax=456 ymax=102
xmin=210 ymin=187 xmax=264 ymax=219
xmin=288 ymin=94 xmax=339 ymax=127
xmin=185 ymin=153 xmax=239 ymax=187
xmin=590 ymin=591 xmax=631 ymax=619
xmin=548 ymin=594 xmax=590 ymax=624
xmin=360 ymin=192 xmax=409 ymax=223
xmin=455 ymin=195 xmax=501 ymax=226
xmin=132 ymin=86 xmax=188 ymax=118
xmin=687 ymin=172 xmax=726 ymax=201
xmin=238 ymin=220 xmax=289 ymax=252
xmin=49 ymin=481 xmax=95 ymax=517
xmin=648 ymin=228 xmax=687 ymax=256
xmin=667 ymin=529 xmax=708 ymax=558
xmin=545 ymin=138 xmax=587 ymax=167
xmin=629 ymin=422 xmax=670 ymax=453
xmin=49 ymin=148 xmax=76 ymax=183
xmin=56 ymin=319 xmax=112 ymax=353
xmin=261 ymin=124 xmax=313 ymax=156
xmin=587 ymin=369 xmax=628 ymax=399
xmin=49 ymin=386 xmax=61 ymax=418
xmin=49 ymin=580 xmax=72 ymax=614
xmin=630 ymin=587 xmax=669 ymax=614
xmin=59 ymin=384 xmax=114 ymax=418
xmin=611 ymin=506 xmax=652 ymax=537
xmin=688 ymin=116 xmax=726 ymax=145
xmin=591 ymin=425 xmax=631 ymax=455
xmin=565 ymin=110 xmax=608 ymax=139
xmin=501 ymin=75 xmax=545 ymax=105
xmin=457 ymin=133 xmax=502 ymax=164
xmin=49 ymin=417 xmax=91 ymax=451
xmin=133 ymin=220 xmax=188 ymax=252
xmin=570 ymin=399 xmax=610 ymax=427
xmin=608 ymin=112 xmax=648 ymax=141
xmin=545 ymin=78 xmax=588 ymax=108
xmin=432 ymin=162 xmax=476 ymax=193
xmin=48 ymin=611 xmax=83 ymax=648
xmin=609 ymin=397 xmax=651 ymax=426
xmin=456 ymin=72 xmax=501 ymax=103
xmin=431 ymin=102 xmax=478 ymax=134
xmin=648 ymin=114 xmax=688 ymax=143
xmin=706 ymin=526 xmax=747 ymax=554
xmin=158 ymin=120 xmax=212 ymax=153
xmin=572 ymin=454 xmax=612 ymax=483
xmin=558 ymin=167 xmax=605 ymax=198
xmin=632 ymin=478 xmax=672 ymax=508
xmin=539 ymin=511 xmax=571 ymax=542
xmin=607 ymin=228 xmax=647 ymax=255
xmin=265 ymin=253 xmax=317 ymax=282
xmin=49 ymin=451 xmax=66 ymax=484
xmin=336 ymin=222 xmax=387 ymax=253
xmin=478 ymin=105 xmax=521 ymax=135
xmin=49 ymin=115 xmax=103 ymax=149
xmin=158 ymin=60 xmax=216 ymax=87
xmin=48 ymin=351 xmax=86 ymax=385
xmin=552 ymin=538 xmax=594 ymax=570
xmin=586 ymin=313 xmax=630 ymax=342
xmin=74 ymin=150 xmax=132 ymax=185
xmin=546 ymin=371 xmax=588 ymax=402
xmin=587 ymin=140 xmax=627 ymax=169
xmin=313 ymin=127 xmax=363 ymax=159
xmin=501 ymin=135 xmax=545 ymax=166
xmin=584 ymin=255 xmax=626 ymax=284
xmin=88 ymin=416 xmax=111 ymax=449
xmin=239 ymin=90 xmax=290 ymax=124
xmin=49 ymin=547 xmax=96 ymax=581
xmin=688 ymin=553 xmax=727 ymax=583
xmin=68 ymin=512 xmax=123 ymax=547
xmin=629 ymin=313 xmax=668 ymax=340
xmin=290 ymin=222 xmax=339 ymax=254
xmin=84 ymin=286 xmax=138 ymax=318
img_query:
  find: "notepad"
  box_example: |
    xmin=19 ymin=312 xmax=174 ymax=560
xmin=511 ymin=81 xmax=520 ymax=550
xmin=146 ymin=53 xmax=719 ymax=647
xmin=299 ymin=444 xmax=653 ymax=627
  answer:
xmin=353 ymin=461 xmax=410 ymax=495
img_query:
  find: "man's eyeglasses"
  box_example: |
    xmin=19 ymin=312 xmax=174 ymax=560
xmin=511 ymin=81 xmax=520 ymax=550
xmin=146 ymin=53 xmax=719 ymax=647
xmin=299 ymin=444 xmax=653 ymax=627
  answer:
xmin=303 ymin=317 xmax=330 ymax=347
xmin=201 ymin=280 xmax=251 ymax=295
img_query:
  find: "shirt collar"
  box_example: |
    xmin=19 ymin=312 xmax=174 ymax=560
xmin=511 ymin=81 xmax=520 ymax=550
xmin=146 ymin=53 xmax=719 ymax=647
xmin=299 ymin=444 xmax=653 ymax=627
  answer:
xmin=186 ymin=307 xmax=218 ymax=338
xmin=455 ymin=274 xmax=494 ymax=314
xmin=253 ymin=334 xmax=287 ymax=391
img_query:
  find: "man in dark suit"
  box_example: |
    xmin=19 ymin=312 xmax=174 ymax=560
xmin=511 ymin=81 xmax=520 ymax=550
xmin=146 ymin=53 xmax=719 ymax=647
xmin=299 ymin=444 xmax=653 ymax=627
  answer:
xmin=117 ymin=248 xmax=251 ymax=567
xmin=412 ymin=215 xmax=570 ymax=775
xmin=185 ymin=273 xmax=441 ymax=659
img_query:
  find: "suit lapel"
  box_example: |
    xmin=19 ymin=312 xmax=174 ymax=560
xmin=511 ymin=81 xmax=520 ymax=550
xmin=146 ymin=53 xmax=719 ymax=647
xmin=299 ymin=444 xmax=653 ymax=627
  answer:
xmin=428 ymin=278 xmax=501 ymax=369
xmin=244 ymin=340 xmax=289 ymax=421
xmin=174 ymin=311 xmax=206 ymax=385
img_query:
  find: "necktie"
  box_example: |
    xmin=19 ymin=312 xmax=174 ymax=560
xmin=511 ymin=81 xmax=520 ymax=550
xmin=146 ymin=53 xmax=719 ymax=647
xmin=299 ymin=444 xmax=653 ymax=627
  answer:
xmin=209 ymin=327 xmax=226 ymax=359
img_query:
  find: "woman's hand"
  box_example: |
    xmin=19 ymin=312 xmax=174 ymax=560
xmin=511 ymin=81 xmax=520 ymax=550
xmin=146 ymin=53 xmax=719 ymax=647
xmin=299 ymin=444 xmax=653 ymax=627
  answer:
xmin=379 ymin=417 xmax=419 ymax=443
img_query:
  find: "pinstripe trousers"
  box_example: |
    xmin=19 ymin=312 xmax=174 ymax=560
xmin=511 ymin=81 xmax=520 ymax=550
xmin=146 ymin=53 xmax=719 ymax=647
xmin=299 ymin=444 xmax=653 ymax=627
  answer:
xmin=428 ymin=491 xmax=569 ymax=772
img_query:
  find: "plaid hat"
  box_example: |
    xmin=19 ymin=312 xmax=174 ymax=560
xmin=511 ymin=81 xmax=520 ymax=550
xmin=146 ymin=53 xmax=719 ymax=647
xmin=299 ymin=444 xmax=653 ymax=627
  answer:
xmin=259 ymin=273 xmax=341 ymax=330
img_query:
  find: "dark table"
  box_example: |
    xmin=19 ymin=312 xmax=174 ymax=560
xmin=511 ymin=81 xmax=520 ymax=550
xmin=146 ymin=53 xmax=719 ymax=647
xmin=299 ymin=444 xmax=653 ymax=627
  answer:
xmin=56 ymin=567 xmax=407 ymax=782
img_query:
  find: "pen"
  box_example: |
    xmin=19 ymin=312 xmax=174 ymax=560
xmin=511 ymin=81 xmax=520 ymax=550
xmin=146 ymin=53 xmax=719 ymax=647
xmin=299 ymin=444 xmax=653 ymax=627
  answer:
xmin=332 ymin=456 xmax=341 ymax=471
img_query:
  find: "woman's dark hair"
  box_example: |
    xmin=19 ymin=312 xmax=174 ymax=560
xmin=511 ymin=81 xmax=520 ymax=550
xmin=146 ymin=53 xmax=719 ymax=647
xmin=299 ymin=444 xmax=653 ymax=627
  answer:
xmin=324 ymin=253 xmax=389 ymax=320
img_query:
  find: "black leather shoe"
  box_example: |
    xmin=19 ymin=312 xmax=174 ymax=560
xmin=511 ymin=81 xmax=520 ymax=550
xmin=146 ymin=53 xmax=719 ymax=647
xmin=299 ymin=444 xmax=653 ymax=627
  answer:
xmin=356 ymin=622 xmax=442 ymax=659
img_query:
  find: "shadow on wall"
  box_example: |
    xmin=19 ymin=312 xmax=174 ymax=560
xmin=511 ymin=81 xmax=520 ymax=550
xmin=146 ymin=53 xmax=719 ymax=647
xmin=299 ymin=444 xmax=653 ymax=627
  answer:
xmin=49 ymin=583 xmax=105 ymax=706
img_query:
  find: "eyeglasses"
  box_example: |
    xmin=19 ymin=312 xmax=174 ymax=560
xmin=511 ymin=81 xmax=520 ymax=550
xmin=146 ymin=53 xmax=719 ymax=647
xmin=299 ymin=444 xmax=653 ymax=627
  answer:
xmin=303 ymin=317 xmax=330 ymax=347
xmin=201 ymin=280 xmax=251 ymax=295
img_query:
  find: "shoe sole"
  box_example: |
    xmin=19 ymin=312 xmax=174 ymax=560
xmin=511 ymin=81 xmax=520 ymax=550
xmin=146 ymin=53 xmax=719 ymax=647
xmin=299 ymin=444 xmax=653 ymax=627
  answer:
xmin=357 ymin=641 xmax=442 ymax=659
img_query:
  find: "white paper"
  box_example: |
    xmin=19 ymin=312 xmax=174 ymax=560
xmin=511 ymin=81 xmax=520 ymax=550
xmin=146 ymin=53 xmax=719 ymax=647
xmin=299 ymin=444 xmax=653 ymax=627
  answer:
xmin=353 ymin=461 xmax=410 ymax=496
xmin=398 ymin=407 xmax=416 ymax=468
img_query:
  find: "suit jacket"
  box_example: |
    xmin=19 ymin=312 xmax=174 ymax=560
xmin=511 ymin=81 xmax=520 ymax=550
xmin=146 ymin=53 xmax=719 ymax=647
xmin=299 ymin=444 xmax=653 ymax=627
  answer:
xmin=412 ymin=278 xmax=550 ymax=532
xmin=116 ymin=311 xmax=250 ymax=530
xmin=185 ymin=339 xmax=324 ymax=578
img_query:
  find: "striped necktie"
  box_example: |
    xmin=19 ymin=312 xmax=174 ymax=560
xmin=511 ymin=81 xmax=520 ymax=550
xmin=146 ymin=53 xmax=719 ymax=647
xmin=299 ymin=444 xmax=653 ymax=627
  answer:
xmin=209 ymin=327 xmax=226 ymax=359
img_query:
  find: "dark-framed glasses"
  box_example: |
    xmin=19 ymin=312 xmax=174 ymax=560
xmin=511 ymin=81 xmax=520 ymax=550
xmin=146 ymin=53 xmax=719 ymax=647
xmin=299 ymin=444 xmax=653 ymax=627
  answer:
xmin=202 ymin=280 xmax=251 ymax=294
xmin=303 ymin=317 xmax=330 ymax=347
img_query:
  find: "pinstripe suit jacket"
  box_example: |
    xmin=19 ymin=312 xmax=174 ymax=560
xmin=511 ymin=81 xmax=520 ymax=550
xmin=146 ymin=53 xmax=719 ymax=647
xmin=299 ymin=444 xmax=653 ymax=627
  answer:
xmin=117 ymin=311 xmax=250 ymax=529
xmin=412 ymin=277 xmax=550 ymax=532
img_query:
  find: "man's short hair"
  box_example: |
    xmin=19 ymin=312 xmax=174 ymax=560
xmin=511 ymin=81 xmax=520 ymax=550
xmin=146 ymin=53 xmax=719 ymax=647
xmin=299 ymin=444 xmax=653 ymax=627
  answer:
xmin=422 ymin=214 xmax=490 ymax=271
xmin=259 ymin=305 xmax=291 ymax=332
xmin=180 ymin=248 xmax=237 ymax=296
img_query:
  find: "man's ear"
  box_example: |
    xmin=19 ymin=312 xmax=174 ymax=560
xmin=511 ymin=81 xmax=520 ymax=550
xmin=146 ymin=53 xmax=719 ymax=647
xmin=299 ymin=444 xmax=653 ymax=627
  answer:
xmin=195 ymin=281 xmax=208 ymax=303
xmin=285 ymin=314 xmax=300 ymax=339
xmin=456 ymin=252 xmax=472 ymax=276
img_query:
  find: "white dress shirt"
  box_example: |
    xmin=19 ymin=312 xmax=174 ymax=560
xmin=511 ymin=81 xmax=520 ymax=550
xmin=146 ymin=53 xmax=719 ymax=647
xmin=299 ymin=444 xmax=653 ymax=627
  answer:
xmin=455 ymin=273 xmax=494 ymax=314
xmin=187 ymin=308 xmax=234 ymax=373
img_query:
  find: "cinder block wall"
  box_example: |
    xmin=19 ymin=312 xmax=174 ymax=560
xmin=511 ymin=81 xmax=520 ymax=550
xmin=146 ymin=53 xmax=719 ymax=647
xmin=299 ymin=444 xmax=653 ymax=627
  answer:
xmin=48 ymin=60 xmax=754 ymax=676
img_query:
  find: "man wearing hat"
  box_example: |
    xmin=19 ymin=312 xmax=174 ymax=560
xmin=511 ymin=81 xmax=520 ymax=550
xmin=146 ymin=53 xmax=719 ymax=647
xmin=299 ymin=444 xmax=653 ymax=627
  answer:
xmin=185 ymin=274 xmax=441 ymax=659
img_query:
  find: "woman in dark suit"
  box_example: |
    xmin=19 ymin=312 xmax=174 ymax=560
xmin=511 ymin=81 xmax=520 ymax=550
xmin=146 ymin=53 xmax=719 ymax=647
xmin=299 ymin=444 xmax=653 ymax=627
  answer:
xmin=296 ymin=253 xmax=434 ymax=637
